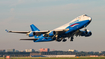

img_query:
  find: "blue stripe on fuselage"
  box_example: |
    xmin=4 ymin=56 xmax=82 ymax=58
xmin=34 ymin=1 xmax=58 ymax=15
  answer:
xmin=65 ymin=20 xmax=90 ymax=34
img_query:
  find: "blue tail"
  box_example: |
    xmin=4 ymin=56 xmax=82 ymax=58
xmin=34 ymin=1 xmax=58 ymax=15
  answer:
xmin=30 ymin=24 xmax=40 ymax=31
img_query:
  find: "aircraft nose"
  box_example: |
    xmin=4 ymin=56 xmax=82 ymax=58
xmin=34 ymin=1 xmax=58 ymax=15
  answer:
xmin=89 ymin=17 xmax=92 ymax=21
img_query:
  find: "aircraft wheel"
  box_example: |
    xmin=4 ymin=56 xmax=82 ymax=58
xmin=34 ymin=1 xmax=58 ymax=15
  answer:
xmin=56 ymin=39 xmax=62 ymax=42
xmin=70 ymin=37 xmax=73 ymax=41
xmin=57 ymin=40 xmax=61 ymax=42
xmin=70 ymin=39 xmax=73 ymax=41
xmin=63 ymin=39 xmax=67 ymax=42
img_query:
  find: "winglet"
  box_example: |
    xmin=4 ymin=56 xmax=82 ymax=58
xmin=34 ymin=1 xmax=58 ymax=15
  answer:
xmin=5 ymin=29 xmax=9 ymax=32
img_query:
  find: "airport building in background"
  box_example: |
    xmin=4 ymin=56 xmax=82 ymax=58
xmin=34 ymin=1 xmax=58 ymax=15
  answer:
xmin=25 ymin=49 xmax=35 ymax=52
xmin=15 ymin=50 xmax=19 ymax=52
xmin=0 ymin=49 xmax=5 ymax=52
xmin=19 ymin=50 xmax=26 ymax=52
xmin=7 ymin=49 xmax=15 ymax=52
xmin=68 ymin=49 xmax=78 ymax=52
xmin=39 ymin=48 xmax=50 ymax=52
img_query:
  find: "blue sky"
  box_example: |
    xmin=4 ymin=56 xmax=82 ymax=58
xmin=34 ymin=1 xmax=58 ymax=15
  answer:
xmin=0 ymin=0 xmax=105 ymax=51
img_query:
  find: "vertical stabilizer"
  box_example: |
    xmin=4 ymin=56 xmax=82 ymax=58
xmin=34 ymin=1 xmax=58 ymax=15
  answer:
xmin=30 ymin=24 xmax=40 ymax=31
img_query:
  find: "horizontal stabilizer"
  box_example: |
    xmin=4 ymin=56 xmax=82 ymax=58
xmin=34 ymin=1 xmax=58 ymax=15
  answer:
xmin=5 ymin=29 xmax=9 ymax=32
xmin=20 ymin=38 xmax=38 ymax=40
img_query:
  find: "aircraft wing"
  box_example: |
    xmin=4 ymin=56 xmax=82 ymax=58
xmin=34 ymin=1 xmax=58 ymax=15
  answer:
xmin=34 ymin=29 xmax=69 ymax=36
xmin=34 ymin=30 xmax=49 ymax=34
xmin=5 ymin=29 xmax=30 ymax=34
xmin=5 ymin=29 xmax=69 ymax=36
xmin=53 ymin=29 xmax=69 ymax=34
xmin=20 ymin=38 xmax=38 ymax=40
xmin=34 ymin=29 xmax=69 ymax=33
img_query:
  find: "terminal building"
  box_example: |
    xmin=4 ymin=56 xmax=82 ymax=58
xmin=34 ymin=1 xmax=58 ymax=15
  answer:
xmin=68 ymin=49 xmax=78 ymax=52
xmin=0 ymin=49 xmax=5 ymax=52
xmin=39 ymin=48 xmax=50 ymax=52
xmin=25 ymin=49 xmax=35 ymax=52
xmin=7 ymin=49 xmax=15 ymax=52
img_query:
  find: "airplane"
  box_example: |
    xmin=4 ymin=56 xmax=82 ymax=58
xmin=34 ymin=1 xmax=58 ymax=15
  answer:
xmin=5 ymin=14 xmax=92 ymax=42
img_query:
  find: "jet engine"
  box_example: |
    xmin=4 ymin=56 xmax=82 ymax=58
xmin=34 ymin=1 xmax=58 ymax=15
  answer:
xmin=81 ymin=29 xmax=92 ymax=37
xmin=33 ymin=32 xmax=36 ymax=36
xmin=48 ymin=31 xmax=56 ymax=36
xmin=27 ymin=32 xmax=34 ymax=37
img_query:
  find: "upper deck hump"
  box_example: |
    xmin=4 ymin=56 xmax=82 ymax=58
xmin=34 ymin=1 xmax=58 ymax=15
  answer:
xmin=54 ymin=14 xmax=91 ymax=30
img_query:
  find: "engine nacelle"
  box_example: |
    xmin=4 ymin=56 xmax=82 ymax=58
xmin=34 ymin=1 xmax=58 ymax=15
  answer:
xmin=33 ymin=32 xmax=36 ymax=36
xmin=81 ymin=30 xmax=92 ymax=37
xmin=48 ymin=31 xmax=56 ymax=36
xmin=27 ymin=32 xmax=34 ymax=37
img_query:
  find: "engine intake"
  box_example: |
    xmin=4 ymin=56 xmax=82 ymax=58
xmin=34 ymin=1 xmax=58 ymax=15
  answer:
xmin=27 ymin=32 xmax=34 ymax=37
xmin=33 ymin=32 xmax=36 ymax=35
xmin=81 ymin=30 xmax=92 ymax=37
xmin=85 ymin=31 xmax=92 ymax=37
xmin=49 ymin=31 xmax=56 ymax=36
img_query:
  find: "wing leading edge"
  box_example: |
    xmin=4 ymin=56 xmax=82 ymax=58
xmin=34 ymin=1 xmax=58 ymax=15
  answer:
xmin=5 ymin=29 xmax=30 ymax=34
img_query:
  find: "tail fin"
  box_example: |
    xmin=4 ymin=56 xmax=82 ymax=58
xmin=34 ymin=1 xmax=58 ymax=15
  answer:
xmin=30 ymin=24 xmax=40 ymax=31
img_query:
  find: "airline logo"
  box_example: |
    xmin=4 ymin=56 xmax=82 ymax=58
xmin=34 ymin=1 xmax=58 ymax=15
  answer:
xmin=70 ymin=23 xmax=79 ymax=27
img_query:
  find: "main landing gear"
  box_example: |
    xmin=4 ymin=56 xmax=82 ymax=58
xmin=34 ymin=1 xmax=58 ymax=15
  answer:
xmin=70 ymin=37 xmax=74 ymax=41
xmin=56 ymin=38 xmax=67 ymax=42
xmin=62 ymin=39 xmax=67 ymax=42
